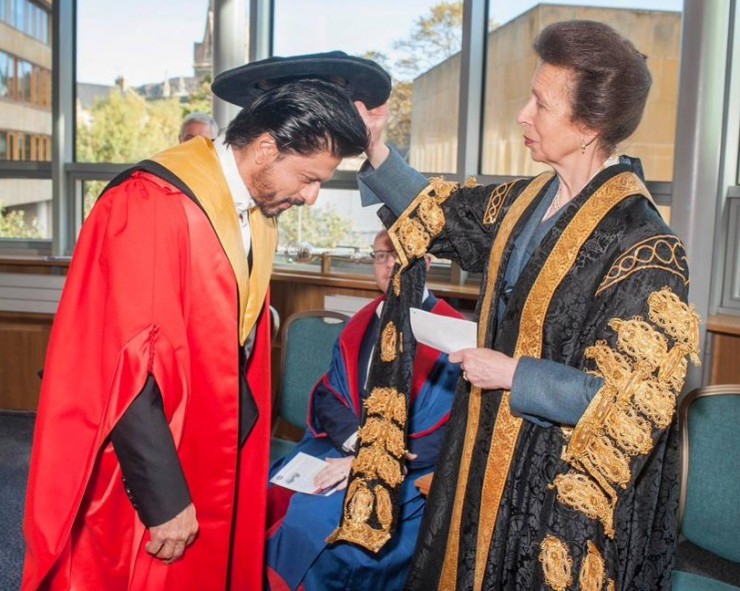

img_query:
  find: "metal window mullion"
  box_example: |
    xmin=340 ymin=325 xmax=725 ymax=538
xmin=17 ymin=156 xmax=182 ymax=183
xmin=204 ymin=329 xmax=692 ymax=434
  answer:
xmin=213 ymin=0 xmax=249 ymax=129
xmin=52 ymin=0 xmax=74 ymax=256
xmin=456 ymin=0 xmax=487 ymax=182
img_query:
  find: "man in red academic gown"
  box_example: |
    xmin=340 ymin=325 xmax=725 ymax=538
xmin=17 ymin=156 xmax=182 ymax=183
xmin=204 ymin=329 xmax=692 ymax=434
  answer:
xmin=21 ymin=52 xmax=390 ymax=591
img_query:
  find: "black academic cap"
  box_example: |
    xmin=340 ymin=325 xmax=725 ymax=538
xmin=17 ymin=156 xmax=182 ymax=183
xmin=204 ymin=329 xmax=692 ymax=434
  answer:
xmin=211 ymin=50 xmax=392 ymax=109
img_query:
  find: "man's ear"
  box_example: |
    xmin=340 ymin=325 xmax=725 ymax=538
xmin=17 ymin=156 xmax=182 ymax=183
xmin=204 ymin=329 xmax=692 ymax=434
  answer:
xmin=254 ymin=133 xmax=279 ymax=165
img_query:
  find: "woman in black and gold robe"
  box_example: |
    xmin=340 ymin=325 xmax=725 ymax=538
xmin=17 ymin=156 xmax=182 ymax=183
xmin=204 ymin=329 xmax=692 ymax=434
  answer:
xmin=351 ymin=20 xmax=700 ymax=591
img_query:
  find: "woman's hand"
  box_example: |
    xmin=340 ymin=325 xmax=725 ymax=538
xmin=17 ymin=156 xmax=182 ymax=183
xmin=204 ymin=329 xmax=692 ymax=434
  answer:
xmin=355 ymin=101 xmax=391 ymax=169
xmin=449 ymin=348 xmax=519 ymax=391
xmin=314 ymin=456 xmax=354 ymax=492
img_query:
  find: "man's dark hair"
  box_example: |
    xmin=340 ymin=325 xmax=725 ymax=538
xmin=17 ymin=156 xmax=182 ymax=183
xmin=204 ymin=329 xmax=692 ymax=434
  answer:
xmin=224 ymin=78 xmax=368 ymax=158
xmin=535 ymin=20 xmax=652 ymax=154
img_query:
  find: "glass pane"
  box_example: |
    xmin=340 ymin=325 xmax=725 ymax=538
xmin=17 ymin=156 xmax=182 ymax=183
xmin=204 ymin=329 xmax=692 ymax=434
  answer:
xmin=0 ymin=0 xmax=53 ymax=242
xmin=273 ymin=0 xmax=462 ymax=173
xmin=77 ymin=0 xmax=217 ymax=163
xmin=82 ymin=179 xmax=108 ymax=221
xmin=481 ymin=1 xmax=682 ymax=181
xmin=0 ymin=179 xmax=52 ymax=239
xmin=275 ymin=186 xmax=382 ymax=276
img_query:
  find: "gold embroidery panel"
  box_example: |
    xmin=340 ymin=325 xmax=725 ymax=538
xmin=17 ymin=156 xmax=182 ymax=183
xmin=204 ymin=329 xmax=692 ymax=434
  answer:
xmin=596 ymin=235 xmax=689 ymax=296
xmin=483 ymin=180 xmax=521 ymax=226
xmin=388 ymin=178 xmax=458 ymax=270
xmin=579 ymin=541 xmax=606 ymax=591
xmin=557 ymin=287 xmax=701 ymax=538
xmin=381 ymin=321 xmax=398 ymax=362
xmin=329 ymin=385 xmax=410 ymax=552
xmin=540 ymin=535 xmax=573 ymax=591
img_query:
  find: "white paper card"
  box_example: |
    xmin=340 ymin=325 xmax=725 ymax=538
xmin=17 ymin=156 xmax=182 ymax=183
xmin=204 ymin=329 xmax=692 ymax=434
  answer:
xmin=269 ymin=452 xmax=328 ymax=494
xmin=410 ymin=307 xmax=477 ymax=354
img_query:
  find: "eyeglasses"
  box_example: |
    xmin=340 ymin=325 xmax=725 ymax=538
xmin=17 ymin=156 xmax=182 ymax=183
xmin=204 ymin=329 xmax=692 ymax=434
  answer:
xmin=370 ymin=250 xmax=397 ymax=265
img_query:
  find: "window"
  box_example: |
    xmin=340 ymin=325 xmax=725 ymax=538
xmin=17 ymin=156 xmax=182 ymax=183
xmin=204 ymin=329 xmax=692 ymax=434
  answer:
xmin=0 ymin=0 xmax=52 ymax=242
xmin=272 ymin=0 xmax=462 ymax=273
xmin=273 ymin=0 xmax=462 ymax=174
xmin=76 ymin=0 xmax=214 ymax=165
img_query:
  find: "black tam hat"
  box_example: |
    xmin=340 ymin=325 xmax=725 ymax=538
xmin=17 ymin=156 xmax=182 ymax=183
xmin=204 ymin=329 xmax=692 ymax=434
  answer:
xmin=211 ymin=50 xmax=392 ymax=109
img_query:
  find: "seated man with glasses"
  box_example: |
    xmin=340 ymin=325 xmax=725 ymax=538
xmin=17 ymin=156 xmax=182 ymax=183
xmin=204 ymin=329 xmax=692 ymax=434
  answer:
xmin=265 ymin=229 xmax=464 ymax=591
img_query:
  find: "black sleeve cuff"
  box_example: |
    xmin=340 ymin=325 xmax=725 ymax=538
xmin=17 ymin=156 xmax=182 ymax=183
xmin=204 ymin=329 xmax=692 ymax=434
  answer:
xmin=111 ymin=375 xmax=192 ymax=527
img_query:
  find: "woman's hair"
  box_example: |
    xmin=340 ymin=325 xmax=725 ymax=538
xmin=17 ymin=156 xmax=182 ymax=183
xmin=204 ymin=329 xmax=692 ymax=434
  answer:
xmin=224 ymin=78 xmax=368 ymax=159
xmin=534 ymin=20 xmax=652 ymax=154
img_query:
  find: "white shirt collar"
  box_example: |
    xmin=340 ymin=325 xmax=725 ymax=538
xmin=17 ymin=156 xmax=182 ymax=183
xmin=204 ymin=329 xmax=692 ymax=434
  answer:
xmin=214 ymin=134 xmax=255 ymax=210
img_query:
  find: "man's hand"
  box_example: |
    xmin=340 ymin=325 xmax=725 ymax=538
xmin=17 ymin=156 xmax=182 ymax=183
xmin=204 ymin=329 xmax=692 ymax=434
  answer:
xmin=146 ymin=503 xmax=198 ymax=564
xmin=449 ymin=348 xmax=519 ymax=391
xmin=314 ymin=456 xmax=353 ymax=493
xmin=354 ymin=101 xmax=391 ymax=169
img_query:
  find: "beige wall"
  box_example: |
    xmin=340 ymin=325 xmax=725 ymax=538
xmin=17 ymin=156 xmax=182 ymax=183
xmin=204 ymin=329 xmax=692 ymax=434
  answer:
xmin=410 ymin=4 xmax=682 ymax=182
xmin=409 ymin=53 xmax=461 ymax=173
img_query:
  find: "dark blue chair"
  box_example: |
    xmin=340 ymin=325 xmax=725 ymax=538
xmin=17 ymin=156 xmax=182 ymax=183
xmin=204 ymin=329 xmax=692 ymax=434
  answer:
xmin=270 ymin=310 xmax=350 ymax=463
xmin=673 ymin=384 xmax=740 ymax=590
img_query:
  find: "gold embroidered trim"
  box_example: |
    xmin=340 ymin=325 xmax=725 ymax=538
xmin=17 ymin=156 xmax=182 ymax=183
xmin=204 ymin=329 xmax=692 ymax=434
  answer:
xmin=364 ymin=387 xmax=407 ymax=425
xmin=596 ymin=235 xmax=689 ymax=296
xmin=381 ymin=321 xmax=398 ymax=362
xmin=579 ymin=541 xmax=606 ymax=591
xmin=483 ymin=180 xmax=521 ymax=225
xmin=376 ymin=485 xmax=393 ymax=529
xmin=326 ymin=479 xmax=393 ymax=552
xmin=396 ymin=218 xmax=431 ymax=260
xmin=387 ymin=178 xmax=458 ymax=270
xmin=352 ymin=446 xmax=404 ymax=486
xmin=439 ymin=173 xmax=553 ymax=591
xmin=649 ymin=289 xmax=702 ymax=366
xmin=540 ymin=535 xmax=573 ymax=591
xmin=551 ymin=472 xmax=616 ymax=537
xmin=346 ymin=478 xmax=373 ymax=523
xmin=632 ymin=382 xmax=675 ymax=429
xmin=556 ymin=287 xmax=701 ymax=538
xmin=607 ymin=579 xmax=616 ymax=591
xmin=330 ymin=385 xmax=410 ymax=552
xmin=393 ymin=270 xmax=401 ymax=297
xmin=358 ymin=417 xmax=406 ymax=458
xmin=418 ymin=195 xmax=446 ymax=235
xmin=605 ymin=406 xmax=653 ymax=456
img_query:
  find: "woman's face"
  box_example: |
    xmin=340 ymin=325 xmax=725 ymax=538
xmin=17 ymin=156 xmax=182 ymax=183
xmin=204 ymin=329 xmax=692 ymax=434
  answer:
xmin=516 ymin=62 xmax=592 ymax=168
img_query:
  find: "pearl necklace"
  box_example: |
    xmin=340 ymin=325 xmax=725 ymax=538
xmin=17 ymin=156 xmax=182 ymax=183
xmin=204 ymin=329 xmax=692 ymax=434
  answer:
xmin=545 ymin=185 xmax=563 ymax=218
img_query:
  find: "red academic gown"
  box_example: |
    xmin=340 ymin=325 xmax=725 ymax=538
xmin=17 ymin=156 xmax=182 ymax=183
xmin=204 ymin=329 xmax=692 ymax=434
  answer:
xmin=22 ymin=138 xmax=276 ymax=590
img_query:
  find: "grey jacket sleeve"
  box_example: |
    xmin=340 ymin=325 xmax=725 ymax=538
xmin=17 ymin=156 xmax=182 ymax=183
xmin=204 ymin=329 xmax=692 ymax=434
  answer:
xmin=357 ymin=146 xmax=429 ymax=215
xmin=510 ymin=357 xmax=604 ymax=428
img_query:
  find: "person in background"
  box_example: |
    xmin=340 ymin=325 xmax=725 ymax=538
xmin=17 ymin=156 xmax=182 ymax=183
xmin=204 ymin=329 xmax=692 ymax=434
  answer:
xmin=265 ymin=229 xmax=464 ymax=591
xmin=22 ymin=52 xmax=390 ymax=591
xmin=178 ymin=112 xmax=219 ymax=143
xmin=356 ymin=20 xmax=700 ymax=591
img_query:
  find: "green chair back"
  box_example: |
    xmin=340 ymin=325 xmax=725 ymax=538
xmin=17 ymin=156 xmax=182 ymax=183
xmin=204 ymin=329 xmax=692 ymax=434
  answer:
xmin=277 ymin=310 xmax=350 ymax=431
xmin=679 ymin=385 xmax=740 ymax=563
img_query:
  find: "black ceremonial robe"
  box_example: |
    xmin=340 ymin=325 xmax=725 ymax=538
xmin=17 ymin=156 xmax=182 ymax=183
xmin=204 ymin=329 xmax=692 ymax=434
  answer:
xmin=383 ymin=160 xmax=700 ymax=591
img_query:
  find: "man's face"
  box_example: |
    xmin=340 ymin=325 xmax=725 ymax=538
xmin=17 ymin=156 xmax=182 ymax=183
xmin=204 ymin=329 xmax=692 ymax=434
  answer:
xmin=179 ymin=121 xmax=216 ymax=143
xmin=372 ymin=232 xmax=397 ymax=293
xmin=246 ymin=142 xmax=341 ymax=218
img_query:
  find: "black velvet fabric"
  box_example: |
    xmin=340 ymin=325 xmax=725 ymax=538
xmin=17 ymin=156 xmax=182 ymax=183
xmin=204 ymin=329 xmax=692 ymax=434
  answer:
xmin=333 ymin=259 xmax=426 ymax=543
xmin=403 ymin=162 xmax=692 ymax=591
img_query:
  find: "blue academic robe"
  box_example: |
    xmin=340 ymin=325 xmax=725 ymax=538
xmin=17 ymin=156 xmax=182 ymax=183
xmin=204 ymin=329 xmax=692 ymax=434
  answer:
xmin=265 ymin=294 xmax=463 ymax=591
